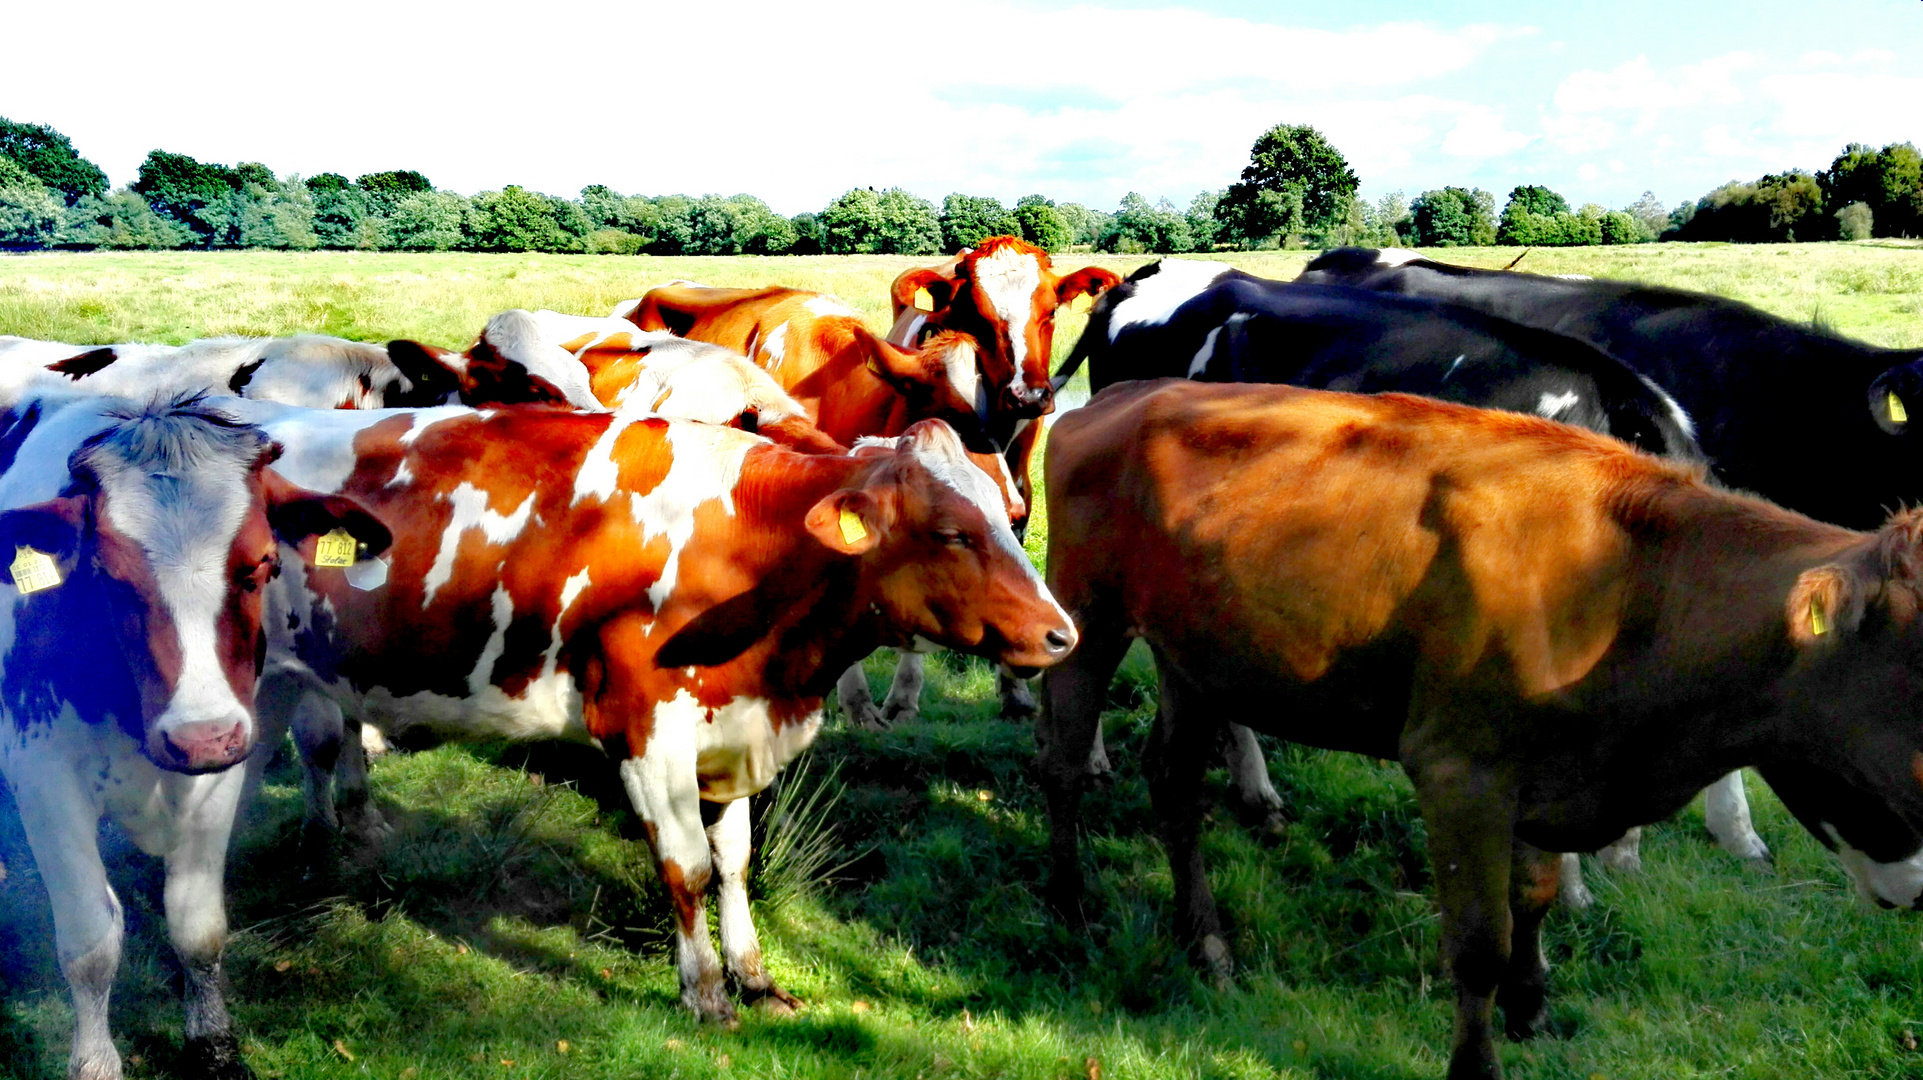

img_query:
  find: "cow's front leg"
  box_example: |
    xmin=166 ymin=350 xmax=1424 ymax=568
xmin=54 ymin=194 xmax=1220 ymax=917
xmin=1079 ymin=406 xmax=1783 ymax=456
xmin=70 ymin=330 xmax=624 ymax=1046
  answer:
xmin=619 ymin=715 xmax=732 ymax=1024
xmin=1145 ymin=657 xmax=1232 ymax=987
xmin=1410 ymin=755 xmax=1517 ymax=1080
xmin=998 ymin=666 xmax=1039 ymax=720
xmin=706 ymin=797 xmax=798 ymax=1013
xmin=1595 ymin=826 xmax=1642 ymax=872
xmin=1704 ymin=770 xmax=1769 ymax=861
xmin=881 ymin=652 xmax=927 ymax=725
xmin=1036 ymin=619 xmax=1131 ymax=924
xmin=163 ymin=771 xmax=254 ymax=1079
xmin=834 ymin=661 xmax=887 ymax=731
xmin=11 ymin=772 xmax=124 ymax=1080
xmin=1499 ymin=841 xmax=1559 ymax=1042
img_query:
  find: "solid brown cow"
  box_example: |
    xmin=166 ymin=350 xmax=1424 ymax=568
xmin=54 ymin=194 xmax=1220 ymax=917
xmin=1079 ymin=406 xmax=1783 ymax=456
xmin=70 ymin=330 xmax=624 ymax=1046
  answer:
xmin=1040 ymin=379 xmax=1923 ymax=1080
xmin=622 ymin=285 xmax=994 ymax=450
xmin=243 ymin=400 xmax=1073 ymax=1024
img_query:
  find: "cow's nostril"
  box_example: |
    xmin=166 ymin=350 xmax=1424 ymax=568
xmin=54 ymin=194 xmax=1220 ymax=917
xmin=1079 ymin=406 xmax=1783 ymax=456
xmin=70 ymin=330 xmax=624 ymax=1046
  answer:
xmin=1045 ymin=629 xmax=1072 ymax=653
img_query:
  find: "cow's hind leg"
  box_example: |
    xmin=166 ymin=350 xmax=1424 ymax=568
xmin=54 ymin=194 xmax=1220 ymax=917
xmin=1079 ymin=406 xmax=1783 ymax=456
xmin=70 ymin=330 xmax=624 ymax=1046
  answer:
xmin=998 ymin=667 xmax=1039 ymax=720
xmin=707 ymin=797 xmax=798 ymax=1013
xmin=1220 ymin=723 xmax=1286 ymax=835
xmin=1144 ymin=655 xmax=1232 ymax=987
xmin=10 ymin=767 xmax=124 ymax=1080
xmin=162 ymin=771 xmax=254 ymax=1078
xmin=1499 ymin=840 xmax=1559 ymax=1042
xmin=1595 ymin=827 xmax=1643 ymax=873
xmin=1704 ymin=770 xmax=1769 ymax=861
xmin=619 ymin=711 xmax=733 ymax=1024
xmin=880 ymin=652 xmax=927 ymax=725
xmin=834 ymin=661 xmax=887 ymax=731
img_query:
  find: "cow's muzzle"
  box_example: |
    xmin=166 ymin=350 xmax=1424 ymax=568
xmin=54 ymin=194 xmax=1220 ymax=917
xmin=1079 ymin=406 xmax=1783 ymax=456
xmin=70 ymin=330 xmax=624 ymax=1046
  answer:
xmin=157 ymin=717 xmax=255 ymax=773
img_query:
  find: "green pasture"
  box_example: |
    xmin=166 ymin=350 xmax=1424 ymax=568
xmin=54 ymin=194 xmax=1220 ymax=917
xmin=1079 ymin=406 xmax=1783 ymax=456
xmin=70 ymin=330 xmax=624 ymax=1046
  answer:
xmin=2 ymin=243 xmax=1923 ymax=1080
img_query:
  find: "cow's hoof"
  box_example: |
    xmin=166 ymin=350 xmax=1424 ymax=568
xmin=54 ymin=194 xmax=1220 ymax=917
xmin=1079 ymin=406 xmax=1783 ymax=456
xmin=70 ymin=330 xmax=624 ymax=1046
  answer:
xmin=182 ymin=1033 xmax=256 ymax=1079
xmin=1721 ymin=835 xmax=1772 ymax=862
xmin=1499 ymin=985 xmax=1545 ymax=1041
xmin=341 ymin=804 xmax=391 ymax=844
xmin=747 ymin=984 xmax=802 ymax=1016
xmin=844 ymin=703 xmax=888 ymax=731
xmin=1596 ymin=847 xmax=1641 ymax=874
xmin=999 ymin=690 xmax=1040 ymax=721
xmin=879 ymin=701 xmax=920 ymax=727
xmin=1199 ymin=934 xmax=1234 ymax=991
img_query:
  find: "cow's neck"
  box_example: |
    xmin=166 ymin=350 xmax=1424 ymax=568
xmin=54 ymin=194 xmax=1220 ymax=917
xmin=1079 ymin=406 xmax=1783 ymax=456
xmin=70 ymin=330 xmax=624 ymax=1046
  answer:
xmin=797 ymin=326 xmax=915 ymax=443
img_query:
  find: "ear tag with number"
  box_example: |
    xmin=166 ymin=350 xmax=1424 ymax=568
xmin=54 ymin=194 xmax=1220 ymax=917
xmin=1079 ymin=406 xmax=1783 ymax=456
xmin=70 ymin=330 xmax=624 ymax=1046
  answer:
xmin=1068 ymin=293 xmax=1093 ymax=314
xmin=1889 ymin=391 xmax=1908 ymax=425
xmin=1810 ymin=597 xmax=1829 ymax=637
xmin=838 ymin=508 xmax=868 ymax=546
xmin=10 ymin=547 xmax=59 ymax=594
xmin=314 ymin=528 xmax=358 ymax=568
xmin=912 ymin=287 xmax=934 ymax=311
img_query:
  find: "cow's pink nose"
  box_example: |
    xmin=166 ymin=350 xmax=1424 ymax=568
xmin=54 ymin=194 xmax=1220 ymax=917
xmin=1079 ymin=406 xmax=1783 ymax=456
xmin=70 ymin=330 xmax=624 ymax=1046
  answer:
xmin=166 ymin=720 xmax=250 ymax=770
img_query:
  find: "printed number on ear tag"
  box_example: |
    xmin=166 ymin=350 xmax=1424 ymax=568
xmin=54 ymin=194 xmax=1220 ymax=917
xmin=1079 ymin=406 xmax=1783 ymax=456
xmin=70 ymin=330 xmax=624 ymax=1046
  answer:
xmin=314 ymin=529 xmax=358 ymax=568
xmin=10 ymin=547 xmax=59 ymax=594
xmin=1810 ymin=598 xmax=1829 ymax=637
xmin=838 ymin=508 xmax=869 ymax=546
xmin=1890 ymin=391 xmax=1908 ymax=425
xmin=1068 ymin=293 xmax=1093 ymax=314
xmin=912 ymin=287 xmax=934 ymax=311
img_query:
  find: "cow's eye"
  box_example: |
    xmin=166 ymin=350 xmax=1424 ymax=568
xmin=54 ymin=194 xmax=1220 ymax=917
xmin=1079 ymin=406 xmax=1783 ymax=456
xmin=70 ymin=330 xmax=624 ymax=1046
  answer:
xmin=935 ymin=528 xmax=971 ymax=549
xmin=236 ymin=556 xmax=277 ymax=592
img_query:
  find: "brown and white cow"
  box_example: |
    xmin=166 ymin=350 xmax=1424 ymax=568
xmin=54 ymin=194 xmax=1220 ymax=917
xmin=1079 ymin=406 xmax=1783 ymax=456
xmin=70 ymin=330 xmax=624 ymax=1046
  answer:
xmin=0 ymin=391 xmax=389 ymax=1080
xmin=621 ymin=285 xmax=996 ymax=450
xmin=238 ymin=400 xmax=1073 ymax=1023
xmin=1040 ymin=378 xmax=1923 ymax=1080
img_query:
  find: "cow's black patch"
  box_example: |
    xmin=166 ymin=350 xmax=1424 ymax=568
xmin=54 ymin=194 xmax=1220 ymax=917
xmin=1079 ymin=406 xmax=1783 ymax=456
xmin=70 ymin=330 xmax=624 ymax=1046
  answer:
xmin=228 ymin=359 xmax=265 ymax=395
xmin=47 ymin=348 xmax=118 ymax=379
xmin=0 ymin=402 xmax=44 ymax=479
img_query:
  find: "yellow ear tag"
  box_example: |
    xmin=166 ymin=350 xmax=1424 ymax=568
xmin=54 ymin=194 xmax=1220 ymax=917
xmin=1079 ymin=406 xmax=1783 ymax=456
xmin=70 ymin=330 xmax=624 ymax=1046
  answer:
xmin=10 ymin=546 xmax=59 ymax=594
xmin=1810 ymin=597 xmax=1829 ymax=637
xmin=314 ymin=528 xmax=358 ymax=568
xmin=912 ymin=287 xmax=934 ymax=311
xmin=838 ymin=508 xmax=869 ymax=546
xmin=1068 ymin=293 xmax=1093 ymax=314
xmin=1889 ymin=391 xmax=1908 ymax=425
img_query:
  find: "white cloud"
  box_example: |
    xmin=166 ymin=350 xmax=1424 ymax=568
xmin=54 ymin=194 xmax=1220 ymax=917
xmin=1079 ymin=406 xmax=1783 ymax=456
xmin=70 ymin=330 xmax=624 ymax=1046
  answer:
xmin=1441 ymin=107 xmax=1533 ymax=158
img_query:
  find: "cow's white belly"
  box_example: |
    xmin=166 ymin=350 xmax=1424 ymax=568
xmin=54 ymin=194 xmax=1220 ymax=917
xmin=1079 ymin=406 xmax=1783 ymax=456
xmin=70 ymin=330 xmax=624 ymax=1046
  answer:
xmin=350 ymin=670 xmax=592 ymax=745
xmin=677 ymin=693 xmax=823 ymax=803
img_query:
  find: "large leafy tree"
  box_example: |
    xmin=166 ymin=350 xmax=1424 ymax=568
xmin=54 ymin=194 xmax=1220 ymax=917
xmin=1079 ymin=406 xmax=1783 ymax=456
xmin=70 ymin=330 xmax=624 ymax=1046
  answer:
xmin=1096 ymin=192 xmax=1194 ymax=254
xmin=0 ymin=117 xmax=106 ymax=204
xmin=820 ymin=188 xmax=940 ymax=254
xmin=133 ymin=150 xmax=239 ymax=243
xmin=939 ymin=193 xmax=1017 ymax=252
xmin=1217 ymin=123 xmax=1358 ymax=247
xmin=1013 ymin=194 xmax=1071 ymax=252
xmin=1821 ymin=142 xmax=1921 ymax=238
xmin=1409 ymin=187 xmax=1497 ymax=247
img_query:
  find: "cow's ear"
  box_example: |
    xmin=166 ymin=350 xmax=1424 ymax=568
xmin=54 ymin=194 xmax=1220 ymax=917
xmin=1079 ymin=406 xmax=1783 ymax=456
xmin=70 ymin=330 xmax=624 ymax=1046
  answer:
xmin=865 ymin=338 xmax=940 ymax=398
xmin=893 ymin=268 xmax=955 ymax=315
xmin=805 ymin=489 xmax=885 ymax=556
xmin=1868 ymin=361 xmax=1923 ymax=436
xmin=0 ymin=496 xmax=88 ymax=559
xmin=1788 ymin=563 xmax=1869 ymax=645
xmin=386 ymin=340 xmax=465 ymax=405
xmin=1055 ymin=266 xmax=1124 ymax=312
xmin=261 ymin=468 xmax=393 ymax=559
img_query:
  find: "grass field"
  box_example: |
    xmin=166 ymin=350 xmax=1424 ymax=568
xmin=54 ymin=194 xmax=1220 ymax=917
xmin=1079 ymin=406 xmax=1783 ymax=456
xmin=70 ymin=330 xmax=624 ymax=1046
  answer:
xmin=3 ymin=243 xmax=1923 ymax=1080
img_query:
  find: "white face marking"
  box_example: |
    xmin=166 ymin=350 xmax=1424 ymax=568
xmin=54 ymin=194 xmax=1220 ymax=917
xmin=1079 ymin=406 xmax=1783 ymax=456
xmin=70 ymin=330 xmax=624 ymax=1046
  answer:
xmin=802 ymin=295 xmax=855 ymax=319
xmin=1187 ymin=326 xmax=1222 ymax=378
xmin=1824 ymin=824 xmax=1923 ymax=908
xmin=931 ymin=335 xmax=983 ymax=416
xmin=1107 ymin=260 xmax=1236 ymax=342
xmin=1537 ymin=390 xmax=1581 ymax=419
xmin=421 ymin=483 xmax=537 ymax=608
xmin=1373 ymin=248 xmax=1425 ymax=268
xmin=905 ymin=424 xmax=1070 ymax=629
xmin=971 ymin=247 xmax=1044 ymax=396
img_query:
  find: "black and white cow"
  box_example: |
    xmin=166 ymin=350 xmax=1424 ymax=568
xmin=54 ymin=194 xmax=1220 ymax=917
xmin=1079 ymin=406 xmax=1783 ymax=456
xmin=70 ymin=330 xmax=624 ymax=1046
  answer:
xmin=1056 ymin=258 xmax=1769 ymax=900
xmin=0 ymin=391 xmax=389 ymax=1080
xmin=1296 ymin=247 xmax=1923 ymax=530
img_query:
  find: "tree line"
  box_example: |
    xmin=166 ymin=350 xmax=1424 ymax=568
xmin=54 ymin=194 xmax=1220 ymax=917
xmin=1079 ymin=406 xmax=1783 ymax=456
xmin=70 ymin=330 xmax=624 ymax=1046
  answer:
xmin=1 ymin=116 xmax=1916 ymax=256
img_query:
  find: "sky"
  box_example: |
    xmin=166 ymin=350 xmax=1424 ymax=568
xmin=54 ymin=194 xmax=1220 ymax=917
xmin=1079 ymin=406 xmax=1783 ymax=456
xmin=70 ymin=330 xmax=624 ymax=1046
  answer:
xmin=4 ymin=0 xmax=1919 ymax=217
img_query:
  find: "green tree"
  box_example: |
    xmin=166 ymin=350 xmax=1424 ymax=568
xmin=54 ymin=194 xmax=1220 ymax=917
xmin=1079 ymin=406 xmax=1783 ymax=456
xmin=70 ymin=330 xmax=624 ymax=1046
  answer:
xmin=1184 ymin=190 xmax=1223 ymax=251
xmin=1055 ymin=203 xmax=1105 ymax=247
xmin=1837 ymin=201 xmax=1874 ymax=241
xmin=820 ymin=188 xmax=940 ymax=254
xmin=649 ymin=195 xmax=696 ymax=254
xmin=133 ymin=150 xmax=239 ymax=243
xmin=1013 ymin=195 xmax=1071 ymax=252
xmin=310 ymin=181 xmax=369 ymax=248
xmin=0 ymin=156 xmax=61 ymax=247
xmin=939 ymin=193 xmax=1018 ymax=252
xmin=387 ymin=190 xmax=472 ymax=251
xmin=1217 ymin=123 xmax=1358 ymax=248
xmin=1409 ymin=187 xmax=1496 ymax=247
xmin=1506 ymin=185 xmax=1570 ymax=218
xmin=1096 ymin=192 xmax=1193 ymax=254
xmin=57 ymin=190 xmax=189 ymax=249
xmin=0 ymin=117 xmax=107 ymax=204
xmin=471 ymin=186 xmax=577 ymax=251
xmin=1821 ymin=142 xmax=1921 ymax=238
xmin=1624 ymin=191 xmax=1667 ymax=241
xmin=1674 ymin=171 xmax=1826 ymax=242
xmin=789 ymin=211 xmax=824 ymax=255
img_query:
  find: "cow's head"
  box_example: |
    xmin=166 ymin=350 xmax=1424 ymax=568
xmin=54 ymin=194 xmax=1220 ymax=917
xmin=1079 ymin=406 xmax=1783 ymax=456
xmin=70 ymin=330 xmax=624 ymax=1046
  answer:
xmin=0 ymin=397 xmax=389 ymax=773
xmin=867 ymin=330 xmax=996 ymax=444
xmin=808 ymin=420 xmax=1071 ymax=673
xmin=1764 ymin=509 xmax=1923 ymax=906
xmin=1867 ymin=357 xmax=1923 ymax=439
xmin=891 ymin=237 xmax=1121 ymax=420
xmin=389 ymin=309 xmax=603 ymax=410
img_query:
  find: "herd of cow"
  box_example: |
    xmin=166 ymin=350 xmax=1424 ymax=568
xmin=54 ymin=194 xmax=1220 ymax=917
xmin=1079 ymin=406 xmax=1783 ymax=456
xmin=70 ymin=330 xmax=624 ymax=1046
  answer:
xmin=2 ymin=236 xmax=1922 ymax=1080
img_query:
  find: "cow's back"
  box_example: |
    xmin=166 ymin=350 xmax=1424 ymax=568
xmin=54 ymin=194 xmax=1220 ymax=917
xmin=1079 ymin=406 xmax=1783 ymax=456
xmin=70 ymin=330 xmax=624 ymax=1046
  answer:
xmin=1048 ymin=380 xmax=1671 ymax=752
